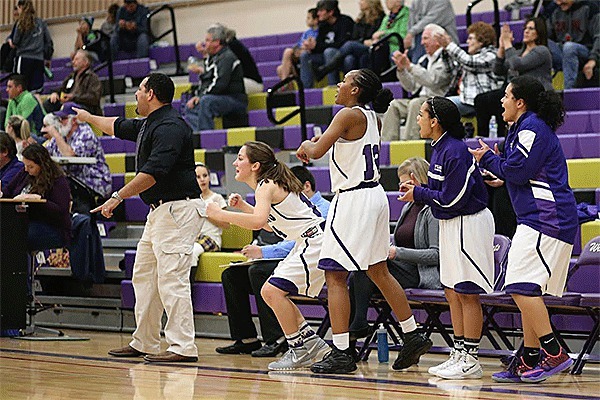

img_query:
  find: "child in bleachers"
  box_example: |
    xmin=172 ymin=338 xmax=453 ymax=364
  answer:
xmin=276 ymin=8 xmax=319 ymax=87
xmin=191 ymin=163 xmax=229 ymax=266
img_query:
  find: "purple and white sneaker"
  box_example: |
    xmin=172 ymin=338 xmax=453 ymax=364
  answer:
xmin=491 ymin=356 xmax=532 ymax=383
xmin=520 ymin=348 xmax=572 ymax=383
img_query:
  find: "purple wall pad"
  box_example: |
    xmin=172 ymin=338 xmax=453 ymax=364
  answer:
xmin=99 ymin=137 xmax=126 ymax=154
xmin=564 ymin=88 xmax=600 ymax=111
xmin=192 ymin=282 xmax=227 ymax=313
xmin=124 ymin=196 xmax=149 ymax=222
xmin=307 ymin=166 xmax=331 ymax=193
xmin=380 ymin=141 xmax=390 ymax=165
xmin=200 ymin=130 xmax=227 ymax=150
xmin=121 ymin=280 xmax=135 ymax=309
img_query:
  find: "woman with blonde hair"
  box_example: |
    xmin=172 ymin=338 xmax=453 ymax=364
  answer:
xmin=348 ymin=156 xmax=440 ymax=343
xmin=5 ymin=114 xmax=31 ymax=160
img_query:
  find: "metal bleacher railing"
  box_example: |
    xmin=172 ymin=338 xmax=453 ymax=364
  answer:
xmin=266 ymin=75 xmax=308 ymax=142
xmin=466 ymin=0 xmax=501 ymax=40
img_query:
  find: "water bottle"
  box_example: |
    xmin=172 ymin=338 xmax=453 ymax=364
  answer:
xmin=489 ymin=115 xmax=498 ymax=139
xmin=377 ymin=324 xmax=389 ymax=363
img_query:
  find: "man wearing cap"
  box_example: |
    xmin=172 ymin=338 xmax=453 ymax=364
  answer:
xmin=44 ymin=50 xmax=103 ymax=116
xmin=111 ymin=0 xmax=150 ymax=59
xmin=43 ymin=101 xmax=111 ymax=204
xmin=75 ymin=73 xmax=206 ymax=363
xmin=299 ymin=0 xmax=354 ymax=88
xmin=74 ymin=16 xmax=105 ymax=62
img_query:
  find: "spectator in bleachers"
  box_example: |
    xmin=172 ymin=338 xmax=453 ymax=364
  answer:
xmin=43 ymin=50 xmax=103 ymax=116
xmin=216 ymin=166 xmax=330 ymax=358
xmin=475 ymin=18 xmax=552 ymax=138
xmin=42 ymin=102 xmax=112 ymax=202
xmin=4 ymin=74 xmax=45 ymax=137
xmin=436 ymin=21 xmax=500 ymax=117
xmin=471 ymin=75 xmax=577 ymax=384
xmin=101 ymin=3 xmax=120 ymax=38
xmin=299 ymin=0 xmax=354 ymax=88
xmin=5 ymin=115 xmax=32 ymax=160
xmin=8 ymin=0 xmax=53 ymax=92
xmin=0 ymin=4 xmax=20 ymax=73
xmin=400 ymin=96 xmax=494 ymax=380
xmin=276 ymin=8 xmax=319 ymax=86
xmin=110 ymin=0 xmax=150 ymax=59
xmin=404 ymin=0 xmax=458 ymax=64
xmin=73 ymin=16 xmax=106 ymax=63
xmin=381 ymin=23 xmax=454 ymax=141
xmin=191 ymin=163 xmax=229 ymax=265
xmin=348 ymin=157 xmax=440 ymax=344
xmin=546 ymin=0 xmax=599 ymax=89
xmin=184 ymin=25 xmax=247 ymax=132
xmin=313 ymin=0 xmax=385 ymax=81
xmin=0 ymin=131 xmax=24 ymax=186
xmin=0 ymin=143 xmax=72 ymax=251
xmin=365 ymin=0 xmax=409 ymax=77
xmin=222 ymin=25 xmax=264 ymax=94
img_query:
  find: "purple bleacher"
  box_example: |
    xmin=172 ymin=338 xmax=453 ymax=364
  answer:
xmin=121 ymin=280 xmax=135 ymax=309
xmin=564 ymin=88 xmax=600 ymax=111
xmin=249 ymin=34 xmax=278 ymax=47
xmin=95 ymin=61 xmax=128 ymax=78
xmin=192 ymin=282 xmax=227 ymax=313
xmin=42 ymin=81 xmax=62 ymax=94
xmin=383 ymin=82 xmax=404 ymax=99
xmin=458 ymin=19 xmax=524 ymax=43
xmin=596 ymin=188 xmax=600 ymax=206
xmin=256 ymin=61 xmax=279 ymax=78
xmin=103 ymin=103 xmax=125 ymax=118
xmin=262 ymin=76 xmax=280 ymax=91
xmin=277 ymin=32 xmax=303 ymax=45
xmin=124 ymin=196 xmax=149 ymax=222
xmin=200 ymin=129 xmax=227 ymax=150
xmin=126 ymin=58 xmax=151 ymax=78
xmin=124 ymin=249 xmax=136 ymax=279
xmin=111 ymin=174 xmax=125 ymax=191
xmin=250 ymin=44 xmax=287 ymax=63
xmin=303 ymin=89 xmax=324 ymax=106
xmin=283 ymin=124 xmax=314 ymax=149
xmin=307 ymin=166 xmax=331 ymax=193
xmin=248 ymin=109 xmax=274 ymax=127
xmin=49 ymin=67 xmax=72 ymax=82
xmin=149 ymin=46 xmax=175 ymax=65
xmin=239 ymin=37 xmax=255 ymax=48
xmin=50 ymin=57 xmax=71 ymax=68
xmin=575 ymin=133 xmax=600 ymax=158
xmin=124 ymin=140 xmax=136 ymax=153
xmin=559 ymin=134 xmax=579 ymax=159
xmin=332 ymin=104 xmax=343 ymax=115
xmin=455 ymin=10 xmax=511 ymax=26
xmin=387 ymin=192 xmax=406 ymax=222
xmin=179 ymin=43 xmax=198 ymax=61
xmin=380 ymin=141 xmax=390 ymax=165
xmin=99 ymin=136 xmax=126 ymax=154
xmin=557 ymin=111 xmax=600 ymax=134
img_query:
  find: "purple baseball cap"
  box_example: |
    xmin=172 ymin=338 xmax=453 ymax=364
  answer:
xmin=53 ymin=102 xmax=82 ymax=118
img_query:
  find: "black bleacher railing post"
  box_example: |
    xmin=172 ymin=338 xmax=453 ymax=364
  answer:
xmin=147 ymin=5 xmax=183 ymax=75
xmin=86 ymin=29 xmax=115 ymax=104
xmin=266 ymin=75 xmax=308 ymax=142
xmin=369 ymin=32 xmax=403 ymax=80
xmin=467 ymin=0 xmax=500 ymax=41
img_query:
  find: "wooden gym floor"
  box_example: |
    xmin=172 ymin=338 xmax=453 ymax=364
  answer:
xmin=0 ymin=330 xmax=598 ymax=399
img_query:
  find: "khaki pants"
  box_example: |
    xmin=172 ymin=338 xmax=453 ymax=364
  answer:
xmin=130 ymin=198 xmax=205 ymax=357
xmin=381 ymin=97 xmax=428 ymax=141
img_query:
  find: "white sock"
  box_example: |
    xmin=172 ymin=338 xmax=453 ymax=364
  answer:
xmin=399 ymin=315 xmax=417 ymax=334
xmin=332 ymin=333 xmax=349 ymax=351
xmin=191 ymin=242 xmax=204 ymax=266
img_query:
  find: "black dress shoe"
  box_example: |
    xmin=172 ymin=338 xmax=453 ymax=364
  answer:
xmin=215 ymin=340 xmax=262 ymax=355
xmin=251 ymin=340 xmax=288 ymax=357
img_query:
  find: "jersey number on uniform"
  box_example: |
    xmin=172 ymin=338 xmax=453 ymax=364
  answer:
xmin=363 ymin=144 xmax=380 ymax=180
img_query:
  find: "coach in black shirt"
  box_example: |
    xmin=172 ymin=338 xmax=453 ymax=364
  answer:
xmin=75 ymin=73 xmax=205 ymax=363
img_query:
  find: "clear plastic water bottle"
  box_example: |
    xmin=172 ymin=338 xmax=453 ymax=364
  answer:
xmin=489 ymin=115 xmax=498 ymax=139
xmin=377 ymin=323 xmax=389 ymax=363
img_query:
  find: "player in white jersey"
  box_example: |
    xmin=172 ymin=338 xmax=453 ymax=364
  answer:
xmin=206 ymin=141 xmax=329 ymax=371
xmin=297 ymin=69 xmax=432 ymax=374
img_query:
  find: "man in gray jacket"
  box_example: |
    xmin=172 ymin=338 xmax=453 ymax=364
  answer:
xmin=184 ymin=24 xmax=247 ymax=132
xmin=381 ymin=24 xmax=454 ymax=141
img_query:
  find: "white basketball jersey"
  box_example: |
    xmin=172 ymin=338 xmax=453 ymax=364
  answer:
xmin=260 ymin=182 xmax=325 ymax=241
xmin=329 ymin=106 xmax=381 ymax=192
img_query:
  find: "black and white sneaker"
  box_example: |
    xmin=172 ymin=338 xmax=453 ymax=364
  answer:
xmin=310 ymin=347 xmax=357 ymax=374
xmin=392 ymin=331 xmax=433 ymax=370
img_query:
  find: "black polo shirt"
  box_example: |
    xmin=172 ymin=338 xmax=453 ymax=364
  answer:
xmin=113 ymin=104 xmax=200 ymax=205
